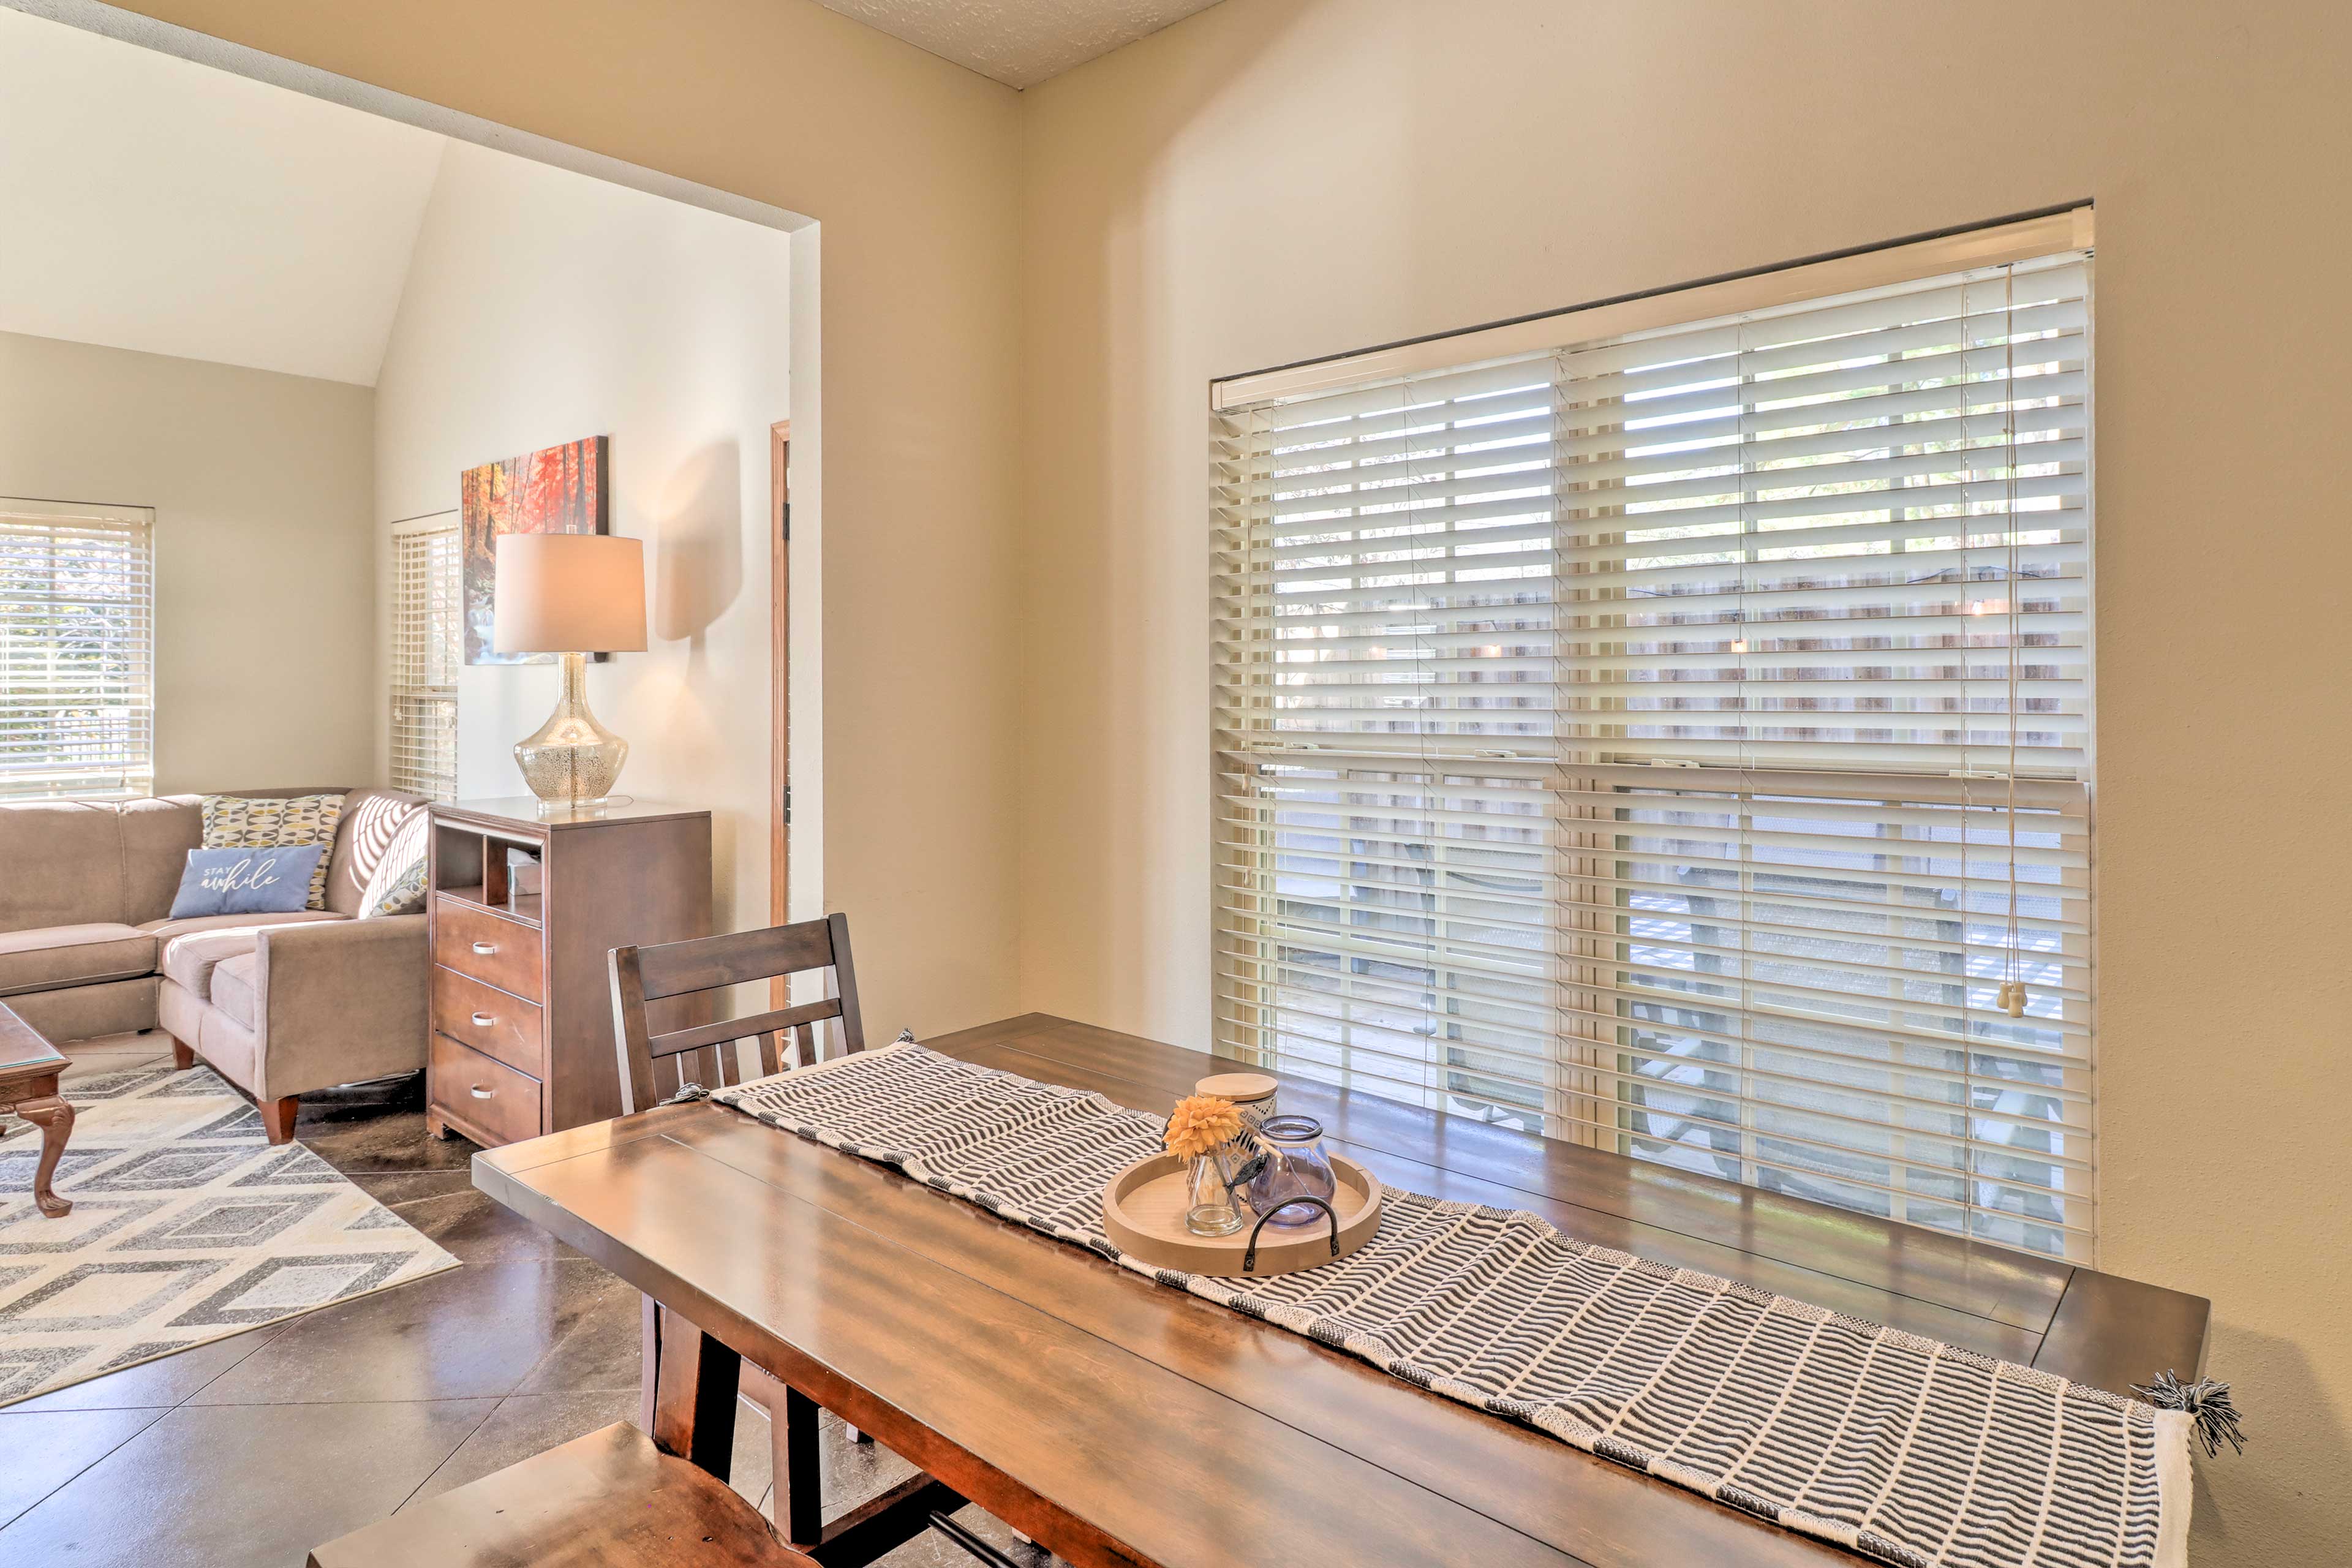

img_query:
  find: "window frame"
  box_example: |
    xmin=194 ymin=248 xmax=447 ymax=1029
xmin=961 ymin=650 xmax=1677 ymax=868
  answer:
xmin=388 ymin=513 xmax=462 ymax=802
xmin=0 ymin=497 xmax=157 ymax=801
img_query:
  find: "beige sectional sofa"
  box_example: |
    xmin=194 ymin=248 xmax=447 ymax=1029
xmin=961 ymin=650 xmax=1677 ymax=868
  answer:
xmin=0 ymin=788 xmax=430 ymax=1142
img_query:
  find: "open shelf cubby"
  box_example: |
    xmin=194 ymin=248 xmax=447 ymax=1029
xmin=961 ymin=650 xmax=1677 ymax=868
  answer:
xmin=430 ymin=821 xmax=545 ymax=926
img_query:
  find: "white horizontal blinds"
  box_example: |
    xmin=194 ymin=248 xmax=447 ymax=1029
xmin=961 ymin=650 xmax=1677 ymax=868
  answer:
xmin=389 ymin=521 xmax=460 ymax=801
xmin=0 ymin=500 xmax=154 ymax=801
xmin=1559 ymin=769 xmax=2092 ymax=1257
xmin=1556 ymin=252 xmax=2095 ymax=1259
xmin=1213 ymin=361 xmax=1566 ymax=1124
xmin=1213 ymin=225 xmax=2097 ymax=1261
xmin=1555 ymin=253 xmax=2090 ymax=775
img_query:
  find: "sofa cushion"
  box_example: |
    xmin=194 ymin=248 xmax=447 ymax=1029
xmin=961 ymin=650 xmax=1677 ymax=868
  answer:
xmin=148 ymin=913 xmax=342 ymax=998
xmin=157 ymin=930 xmax=260 ymax=999
xmin=202 ymin=794 xmax=346 ymax=912
xmin=0 ymin=801 xmax=132 ymax=931
xmin=326 ymin=788 xmax=431 ymax=917
xmin=0 ymin=922 xmax=156 ymax=998
xmin=118 ymin=796 xmax=204 ymax=924
xmin=209 ymin=951 xmax=260 ymax=1031
xmin=143 ymin=910 xmax=346 ymax=941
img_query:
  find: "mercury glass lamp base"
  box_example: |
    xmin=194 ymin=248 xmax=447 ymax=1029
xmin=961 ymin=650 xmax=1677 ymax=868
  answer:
xmin=514 ymin=650 xmax=630 ymax=811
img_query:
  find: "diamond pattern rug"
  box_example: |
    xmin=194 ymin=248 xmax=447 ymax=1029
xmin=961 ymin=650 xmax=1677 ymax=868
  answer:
xmin=0 ymin=1064 xmax=459 ymax=1406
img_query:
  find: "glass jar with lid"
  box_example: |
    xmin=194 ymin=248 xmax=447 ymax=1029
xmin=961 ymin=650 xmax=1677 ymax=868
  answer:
xmin=1194 ymin=1072 xmax=1280 ymax=1129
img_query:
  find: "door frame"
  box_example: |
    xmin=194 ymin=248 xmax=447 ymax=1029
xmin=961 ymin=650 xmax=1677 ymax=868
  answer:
xmin=770 ymin=420 xmax=791 ymax=1006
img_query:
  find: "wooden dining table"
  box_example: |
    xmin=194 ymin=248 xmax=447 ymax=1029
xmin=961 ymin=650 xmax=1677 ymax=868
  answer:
xmin=472 ymin=1012 xmax=2209 ymax=1568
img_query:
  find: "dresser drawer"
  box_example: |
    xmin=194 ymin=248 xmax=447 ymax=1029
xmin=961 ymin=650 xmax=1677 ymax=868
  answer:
xmin=430 ymin=1032 xmax=543 ymax=1146
xmin=432 ymin=899 xmax=543 ymax=1003
xmin=431 ymin=964 xmax=544 ymax=1077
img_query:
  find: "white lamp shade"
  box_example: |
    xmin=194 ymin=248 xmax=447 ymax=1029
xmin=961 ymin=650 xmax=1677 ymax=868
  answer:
xmin=493 ymin=533 xmax=647 ymax=654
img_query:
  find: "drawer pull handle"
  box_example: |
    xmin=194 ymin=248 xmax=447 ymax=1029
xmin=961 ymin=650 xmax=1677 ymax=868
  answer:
xmin=471 ymin=941 xmax=497 ymax=955
xmin=470 ymin=1084 xmax=495 ymax=1099
xmin=470 ymin=1012 xmax=496 ymax=1028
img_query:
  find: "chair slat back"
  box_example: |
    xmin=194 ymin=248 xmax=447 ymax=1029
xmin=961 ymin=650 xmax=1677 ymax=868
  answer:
xmin=609 ymin=913 xmax=865 ymax=1114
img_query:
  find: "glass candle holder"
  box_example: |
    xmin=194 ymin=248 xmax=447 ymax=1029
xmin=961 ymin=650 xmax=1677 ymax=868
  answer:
xmin=1242 ymin=1115 xmax=1336 ymax=1227
xmin=1184 ymin=1147 xmax=1246 ymax=1236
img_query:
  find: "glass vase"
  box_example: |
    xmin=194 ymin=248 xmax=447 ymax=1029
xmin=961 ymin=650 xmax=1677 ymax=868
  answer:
xmin=1184 ymin=1147 xmax=1245 ymax=1237
xmin=1242 ymin=1115 xmax=1337 ymax=1227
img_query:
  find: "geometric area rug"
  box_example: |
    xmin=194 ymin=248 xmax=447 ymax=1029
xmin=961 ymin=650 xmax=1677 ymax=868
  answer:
xmin=0 ymin=1063 xmax=459 ymax=1407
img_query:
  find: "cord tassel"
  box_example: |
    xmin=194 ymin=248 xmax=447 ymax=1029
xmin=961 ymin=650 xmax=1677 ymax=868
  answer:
xmin=2134 ymin=1371 xmax=2247 ymax=1458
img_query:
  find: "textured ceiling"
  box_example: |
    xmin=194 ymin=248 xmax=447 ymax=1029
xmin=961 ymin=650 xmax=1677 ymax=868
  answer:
xmin=0 ymin=8 xmax=445 ymax=386
xmin=813 ymin=0 xmax=1225 ymax=88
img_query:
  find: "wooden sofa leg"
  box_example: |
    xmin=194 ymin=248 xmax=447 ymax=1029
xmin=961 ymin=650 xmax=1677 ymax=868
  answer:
xmin=259 ymin=1096 xmax=300 ymax=1145
xmin=169 ymin=1036 xmax=195 ymax=1071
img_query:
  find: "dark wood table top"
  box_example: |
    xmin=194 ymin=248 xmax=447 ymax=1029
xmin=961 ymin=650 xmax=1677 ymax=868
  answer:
xmin=475 ymin=1012 xmax=2209 ymax=1568
xmin=0 ymin=1000 xmax=66 ymax=1078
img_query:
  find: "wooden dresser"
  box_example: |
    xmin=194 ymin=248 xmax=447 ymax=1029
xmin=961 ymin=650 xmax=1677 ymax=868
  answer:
xmin=424 ymin=797 xmax=712 ymax=1147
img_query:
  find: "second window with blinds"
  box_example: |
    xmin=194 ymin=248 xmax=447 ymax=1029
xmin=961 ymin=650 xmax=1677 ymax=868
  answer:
xmin=390 ymin=518 xmax=461 ymax=802
xmin=1213 ymin=221 xmax=2094 ymax=1259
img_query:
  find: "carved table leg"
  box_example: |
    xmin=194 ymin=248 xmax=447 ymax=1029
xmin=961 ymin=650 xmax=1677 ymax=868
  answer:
xmin=18 ymin=1095 xmax=75 ymax=1218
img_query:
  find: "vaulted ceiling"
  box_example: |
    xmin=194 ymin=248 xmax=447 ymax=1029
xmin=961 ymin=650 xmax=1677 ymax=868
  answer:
xmin=0 ymin=0 xmax=1224 ymax=392
xmin=0 ymin=7 xmax=445 ymax=387
xmin=812 ymin=0 xmax=1224 ymax=88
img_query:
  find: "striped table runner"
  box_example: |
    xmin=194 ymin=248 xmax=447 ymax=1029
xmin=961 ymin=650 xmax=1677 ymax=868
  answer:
xmin=714 ymin=1044 xmax=2190 ymax=1568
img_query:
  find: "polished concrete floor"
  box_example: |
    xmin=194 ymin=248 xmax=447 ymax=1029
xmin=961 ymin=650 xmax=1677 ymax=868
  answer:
xmin=0 ymin=1033 xmax=1052 ymax=1567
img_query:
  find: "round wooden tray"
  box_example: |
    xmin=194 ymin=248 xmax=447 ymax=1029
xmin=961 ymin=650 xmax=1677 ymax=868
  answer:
xmin=1102 ymin=1152 xmax=1382 ymax=1278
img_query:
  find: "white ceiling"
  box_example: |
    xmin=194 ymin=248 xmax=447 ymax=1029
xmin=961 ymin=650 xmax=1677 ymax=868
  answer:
xmin=0 ymin=7 xmax=446 ymax=387
xmin=814 ymin=0 xmax=1224 ymax=88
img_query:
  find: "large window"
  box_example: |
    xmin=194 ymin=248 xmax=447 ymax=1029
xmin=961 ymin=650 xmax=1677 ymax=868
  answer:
xmin=389 ymin=517 xmax=461 ymax=801
xmin=0 ymin=499 xmax=155 ymax=800
xmin=1212 ymin=213 xmax=2094 ymax=1259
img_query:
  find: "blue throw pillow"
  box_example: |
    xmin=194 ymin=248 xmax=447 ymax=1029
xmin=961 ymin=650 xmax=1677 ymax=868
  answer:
xmin=168 ymin=845 xmax=328 ymax=919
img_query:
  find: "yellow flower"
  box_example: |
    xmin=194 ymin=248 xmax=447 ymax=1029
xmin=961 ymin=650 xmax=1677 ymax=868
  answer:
xmin=1163 ymin=1095 xmax=1245 ymax=1161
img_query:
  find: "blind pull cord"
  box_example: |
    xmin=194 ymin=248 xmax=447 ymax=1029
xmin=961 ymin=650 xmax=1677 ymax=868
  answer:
xmin=2000 ymin=265 xmax=2029 ymax=1020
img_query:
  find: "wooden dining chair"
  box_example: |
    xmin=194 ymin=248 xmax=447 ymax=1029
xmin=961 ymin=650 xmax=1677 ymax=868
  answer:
xmin=609 ymin=911 xmax=865 ymax=1114
xmin=611 ymin=913 xmax=957 ymax=1555
xmin=307 ymin=1420 xmax=815 ymax=1567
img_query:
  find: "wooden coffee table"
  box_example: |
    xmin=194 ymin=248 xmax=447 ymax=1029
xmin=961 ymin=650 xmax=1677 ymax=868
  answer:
xmin=0 ymin=1001 xmax=74 ymax=1218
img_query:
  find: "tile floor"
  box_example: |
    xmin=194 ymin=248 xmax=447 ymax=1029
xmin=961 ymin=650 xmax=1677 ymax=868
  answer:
xmin=0 ymin=1033 xmax=1052 ymax=1567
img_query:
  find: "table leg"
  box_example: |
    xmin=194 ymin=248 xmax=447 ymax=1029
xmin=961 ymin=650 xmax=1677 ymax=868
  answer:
xmin=646 ymin=1302 xmax=739 ymax=1482
xmin=18 ymin=1095 xmax=73 ymax=1218
xmin=784 ymin=1384 xmax=824 ymax=1549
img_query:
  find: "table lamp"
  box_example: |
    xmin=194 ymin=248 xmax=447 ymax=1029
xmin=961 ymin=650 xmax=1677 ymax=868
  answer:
xmin=493 ymin=532 xmax=647 ymax=813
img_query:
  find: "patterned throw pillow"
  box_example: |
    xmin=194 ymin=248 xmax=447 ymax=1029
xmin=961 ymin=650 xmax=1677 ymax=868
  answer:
xmin=201 ymin=794 xmax=346 ymax=911
xmin=358 ymin=807 xmax=429 ymax=919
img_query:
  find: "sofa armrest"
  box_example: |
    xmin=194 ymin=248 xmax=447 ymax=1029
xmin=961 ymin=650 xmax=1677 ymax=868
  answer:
xmin=252 ymin=913 xmax=429 ymax=1100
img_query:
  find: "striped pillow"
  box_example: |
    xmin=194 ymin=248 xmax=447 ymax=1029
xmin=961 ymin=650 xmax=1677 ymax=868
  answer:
xmin=200 ymin=793 xmax=346 ymax=911
xmin=357 ymin=807 xmax=429 ymax=918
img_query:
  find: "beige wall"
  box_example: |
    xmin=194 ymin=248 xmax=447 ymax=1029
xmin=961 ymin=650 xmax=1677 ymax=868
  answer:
xmin=111 ymin=0 xmax=1028 ymax=1039
xmin=374 ymin=137 xmax=793 ymax=954
xmin=1014 ymin=2 xmax=2352 ymax=1562
xmin=0 ymin=328 xmax=377 ymax=793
